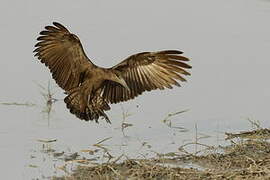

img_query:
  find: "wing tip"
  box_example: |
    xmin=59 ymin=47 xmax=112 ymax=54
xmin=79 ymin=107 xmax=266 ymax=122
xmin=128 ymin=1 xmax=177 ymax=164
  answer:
xmin=159 ymin=50 xmax=183 ymax=54
xmin=52 ymin=22 xmax=69 ymax=32
xmin=39 ymin=30 xmax=49 ymax=35
xmin=52 ymin=22 xmax=62 ymax=27
xmin=36 ymin=36 xmax=45 ymax=41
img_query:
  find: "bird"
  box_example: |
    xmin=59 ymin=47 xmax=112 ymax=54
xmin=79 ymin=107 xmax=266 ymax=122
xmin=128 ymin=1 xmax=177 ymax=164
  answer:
xmin=34 ymin=22 xmax=191 ymax=123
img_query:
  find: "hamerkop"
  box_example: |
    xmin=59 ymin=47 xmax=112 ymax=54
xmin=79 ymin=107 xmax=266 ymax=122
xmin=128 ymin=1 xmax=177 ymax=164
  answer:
xmin=34 ymin=22 xmax=191 ymax=123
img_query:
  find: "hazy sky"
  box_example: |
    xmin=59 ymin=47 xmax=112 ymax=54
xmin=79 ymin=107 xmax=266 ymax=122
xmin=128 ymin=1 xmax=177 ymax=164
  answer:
xmin=1 ymin=0 xmax=269 ymax=122
xmin=1 ymin=0 xmax=270 ymax=179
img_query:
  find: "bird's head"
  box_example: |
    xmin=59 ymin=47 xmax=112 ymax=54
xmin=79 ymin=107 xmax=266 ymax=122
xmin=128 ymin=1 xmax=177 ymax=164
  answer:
xmin=112 ymin=72 xmax=130 ymax=92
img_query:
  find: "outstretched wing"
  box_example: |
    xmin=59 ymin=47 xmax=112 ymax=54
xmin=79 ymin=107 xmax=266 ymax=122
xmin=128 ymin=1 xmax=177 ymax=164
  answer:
xmin=102 ymin=50 xmax=191 ymax=103
xmin=34 ymin=22 xmax=95 ymax=91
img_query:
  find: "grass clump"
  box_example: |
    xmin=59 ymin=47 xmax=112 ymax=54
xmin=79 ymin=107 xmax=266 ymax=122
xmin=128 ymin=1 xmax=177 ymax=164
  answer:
xmin=53 ymin=127 xmax=270 ymax=180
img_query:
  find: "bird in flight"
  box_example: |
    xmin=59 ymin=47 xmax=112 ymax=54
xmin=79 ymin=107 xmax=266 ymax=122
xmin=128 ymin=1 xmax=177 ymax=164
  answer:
xmin=34 ymin=22 xmax=191 ymax=123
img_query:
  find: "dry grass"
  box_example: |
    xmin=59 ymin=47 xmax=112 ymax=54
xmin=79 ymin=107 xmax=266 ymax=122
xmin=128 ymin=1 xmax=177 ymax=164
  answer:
xmin=53 ymin=128 xmax=270 ymax=180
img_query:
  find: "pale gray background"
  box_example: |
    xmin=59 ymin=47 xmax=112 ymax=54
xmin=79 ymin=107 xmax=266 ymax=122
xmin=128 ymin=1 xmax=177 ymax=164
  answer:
xmin=0 ymin=0 xmax=270 ymax=179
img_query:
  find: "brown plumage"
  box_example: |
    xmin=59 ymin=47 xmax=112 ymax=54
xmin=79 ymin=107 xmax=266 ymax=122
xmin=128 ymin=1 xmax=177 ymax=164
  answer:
xmin=34 ymin=22 xmax=192 ymax=123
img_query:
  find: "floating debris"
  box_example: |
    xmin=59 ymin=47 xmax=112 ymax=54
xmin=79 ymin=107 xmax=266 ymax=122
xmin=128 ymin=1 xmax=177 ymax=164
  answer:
xmin=37 ymin=139 xmax=57 ymax=143
xmin=225 ymin=128 xmax=270 ymax=140
xmin=162 ymin=109 xmax=189 ymax=131
xmin=28 ymin=164 xmax=39 ymax=168
xmin=0 ymin=102 xmax=36 ymax=107
xmin=64 ymin=152 xmax=79 ymax=161
xmin=80 ymin=149 xmax=99 ymax=155
xmin=53 ymin=151 xmax=65 ymax=158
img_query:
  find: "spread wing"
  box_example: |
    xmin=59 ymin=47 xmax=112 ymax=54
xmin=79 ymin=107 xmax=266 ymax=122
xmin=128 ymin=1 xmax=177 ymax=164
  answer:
xmin=34 ymin=22 xmax=95 ymax=91
xmin=102 ymin=50 xmax=191 ymax=103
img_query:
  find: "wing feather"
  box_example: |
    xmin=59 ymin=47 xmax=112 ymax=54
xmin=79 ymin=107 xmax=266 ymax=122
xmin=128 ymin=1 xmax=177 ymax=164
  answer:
xmin=143 ymin=66 xmax=163 ymax=89
xmin=147 ymin=66 xmax=172 ymax=88
xmin=139 ymin=66 xmax=154 ymax=90
xmin=34 ymin=22 xmax=95 ymax=91
xmin=102 ymin=50 xmax=191 ymax=103
xmin=126 ymin=70 xmax=134 ymax=98
xmin=151 ymin=63 xmax=181 ymax=85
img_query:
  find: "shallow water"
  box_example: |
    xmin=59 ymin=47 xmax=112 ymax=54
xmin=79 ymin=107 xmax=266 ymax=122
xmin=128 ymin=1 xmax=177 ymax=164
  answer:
xmin=0 ymin=0 xmax=270 ymax=179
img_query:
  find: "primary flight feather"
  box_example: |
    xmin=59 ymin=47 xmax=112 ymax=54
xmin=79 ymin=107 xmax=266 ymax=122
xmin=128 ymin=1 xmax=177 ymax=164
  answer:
xmin=34 ymin=22 xmax=191 ymax=123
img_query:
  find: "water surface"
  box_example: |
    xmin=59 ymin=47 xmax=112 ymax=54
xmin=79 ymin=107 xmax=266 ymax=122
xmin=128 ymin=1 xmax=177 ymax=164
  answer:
xmin=0 ymin=0 xmax=270 ymax=179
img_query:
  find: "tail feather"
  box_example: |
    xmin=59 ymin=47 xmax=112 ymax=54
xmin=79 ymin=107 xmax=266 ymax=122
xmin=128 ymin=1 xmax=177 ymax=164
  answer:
xmin=64 ymin=90 xmax=110 ymax=123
